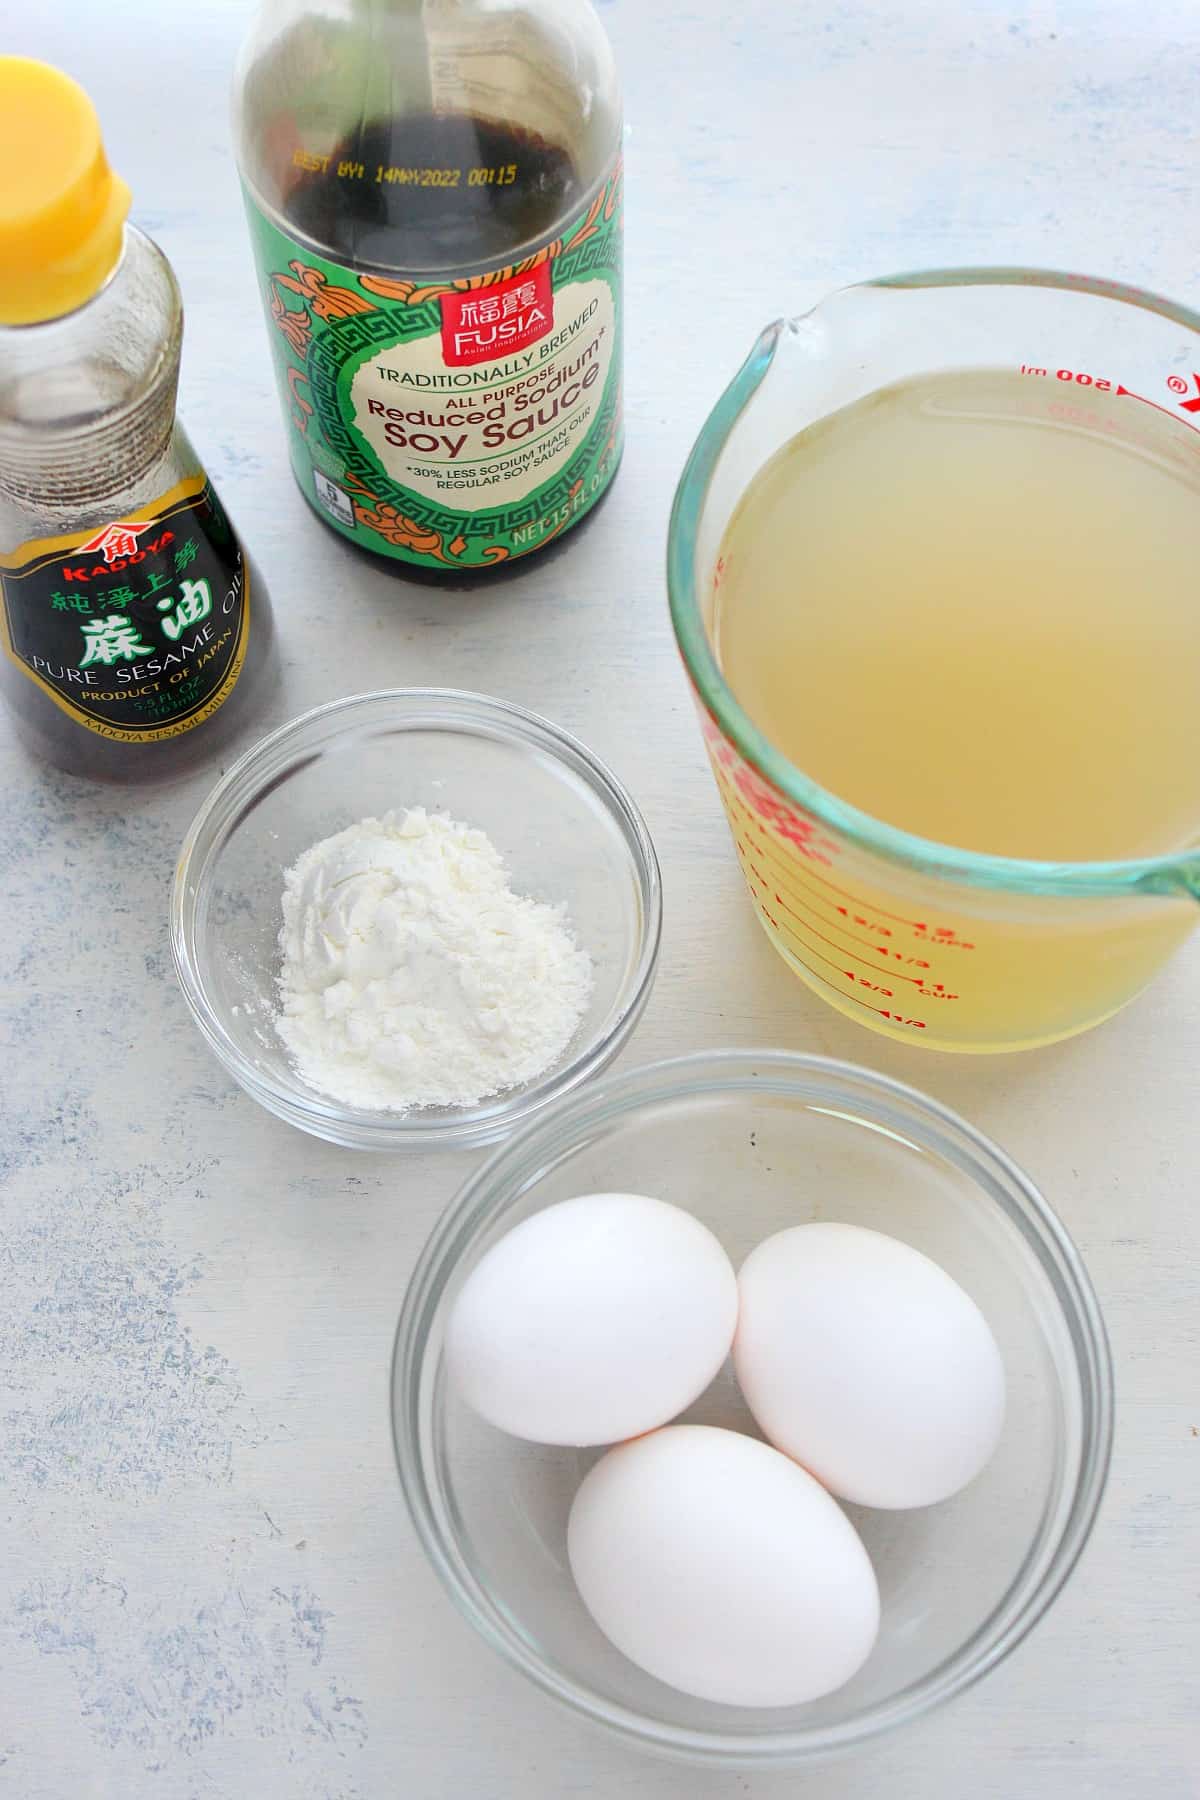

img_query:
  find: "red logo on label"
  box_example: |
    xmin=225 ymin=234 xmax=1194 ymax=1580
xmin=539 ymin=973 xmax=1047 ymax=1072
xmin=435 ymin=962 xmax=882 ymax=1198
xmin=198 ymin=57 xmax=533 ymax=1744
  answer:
xmin=439 ymin=266 xmax=554 ymax=368
xmin=75 ymin=520 xmax=155 ymax=564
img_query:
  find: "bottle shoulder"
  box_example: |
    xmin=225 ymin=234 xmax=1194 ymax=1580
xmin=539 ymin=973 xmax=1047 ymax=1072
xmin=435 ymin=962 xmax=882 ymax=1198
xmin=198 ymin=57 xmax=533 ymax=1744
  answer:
xmin=0 ymin=227 xmax=185 ymax=532
xmin=233 ymin=0 xmax=621 ymax=276
xmin=0 ymin=227 xmax=182 ymax=438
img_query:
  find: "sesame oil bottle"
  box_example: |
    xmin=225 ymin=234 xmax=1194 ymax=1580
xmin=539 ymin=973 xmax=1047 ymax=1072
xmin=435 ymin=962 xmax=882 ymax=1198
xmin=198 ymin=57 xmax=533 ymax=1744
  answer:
xmin=0 ymin=58 xmax=275 ymax=779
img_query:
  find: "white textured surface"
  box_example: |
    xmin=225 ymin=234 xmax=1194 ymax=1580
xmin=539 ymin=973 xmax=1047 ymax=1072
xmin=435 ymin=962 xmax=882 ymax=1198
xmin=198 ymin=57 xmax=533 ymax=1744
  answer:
xmin=2 ymin=2 xmax=1198 ymax=1795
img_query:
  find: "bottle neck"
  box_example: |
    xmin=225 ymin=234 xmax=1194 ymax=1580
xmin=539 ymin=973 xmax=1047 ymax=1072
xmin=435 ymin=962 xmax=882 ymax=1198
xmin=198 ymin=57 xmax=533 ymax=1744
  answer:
xmin=0 ymin=226 xmax=183 ymax=519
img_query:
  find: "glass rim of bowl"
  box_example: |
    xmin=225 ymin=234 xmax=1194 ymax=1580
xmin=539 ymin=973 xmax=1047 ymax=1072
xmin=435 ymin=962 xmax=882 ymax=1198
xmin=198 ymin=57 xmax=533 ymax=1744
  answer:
xmin=391 ymin=1047 xmax=1114 ymax=1766
xmin=170 ymin=687 xmax=663 ymax=1152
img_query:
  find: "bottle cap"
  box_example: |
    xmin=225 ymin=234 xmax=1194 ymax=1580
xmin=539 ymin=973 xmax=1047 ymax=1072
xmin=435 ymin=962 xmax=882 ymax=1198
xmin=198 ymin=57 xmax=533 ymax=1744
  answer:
xmin=0 ymin=57 xmax=131 ymax=326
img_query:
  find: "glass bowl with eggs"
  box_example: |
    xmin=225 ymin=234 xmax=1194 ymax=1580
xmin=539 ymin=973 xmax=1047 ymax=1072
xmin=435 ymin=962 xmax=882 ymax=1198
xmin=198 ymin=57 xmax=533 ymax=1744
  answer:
xmin=171 ymin=689 xmax=661 ymax=1151
xmin=391 ymin=1049 xmax=1112 ymax=1766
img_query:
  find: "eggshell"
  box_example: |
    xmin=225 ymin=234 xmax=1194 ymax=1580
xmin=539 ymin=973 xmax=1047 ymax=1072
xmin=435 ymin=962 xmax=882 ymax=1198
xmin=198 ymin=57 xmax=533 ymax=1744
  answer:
xmin=445 ymin=1193 xmax=738 ymax=1445
xmin=567 ymin=1424 xmax=880 ymax=1707
xmin=734 ymin=1222 xmax=1005 ymax=1508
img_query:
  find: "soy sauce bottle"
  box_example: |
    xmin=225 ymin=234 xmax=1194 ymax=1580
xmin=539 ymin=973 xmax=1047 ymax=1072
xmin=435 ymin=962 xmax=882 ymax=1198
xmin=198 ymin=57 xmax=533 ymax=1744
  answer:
xmin=0 ymin=58 xmax=276 ymax=780
xmin=233 ymin=0 xmax=623 ymax=579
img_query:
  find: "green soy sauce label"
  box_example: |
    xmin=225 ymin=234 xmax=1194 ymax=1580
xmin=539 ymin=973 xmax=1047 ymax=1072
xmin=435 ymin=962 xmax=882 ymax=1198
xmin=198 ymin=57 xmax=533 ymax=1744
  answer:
xmin=243 ymin=151 xmax=623 ymax=572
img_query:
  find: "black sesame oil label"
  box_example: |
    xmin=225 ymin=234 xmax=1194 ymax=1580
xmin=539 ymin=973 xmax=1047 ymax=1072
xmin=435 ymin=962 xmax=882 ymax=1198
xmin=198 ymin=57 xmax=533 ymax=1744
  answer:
xmin=0 ymin=475 xmax=250 ymax=742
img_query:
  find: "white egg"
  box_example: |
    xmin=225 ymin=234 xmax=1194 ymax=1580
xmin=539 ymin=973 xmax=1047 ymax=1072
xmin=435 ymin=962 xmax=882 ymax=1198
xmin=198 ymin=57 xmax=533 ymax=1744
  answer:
xmin=445 ymin=1193 xmax=738 ymax=1445
xmin=568 ymin=1424 xmax=880 ymax=1707
xmin=734 ymin=1222 xmax=1005 ymax=1509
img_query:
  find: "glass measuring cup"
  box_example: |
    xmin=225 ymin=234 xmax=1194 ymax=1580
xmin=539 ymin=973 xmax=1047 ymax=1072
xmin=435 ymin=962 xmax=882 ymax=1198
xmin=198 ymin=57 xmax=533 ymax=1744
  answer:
xmin=669 ymin=269 xmax=1200 ymax=1052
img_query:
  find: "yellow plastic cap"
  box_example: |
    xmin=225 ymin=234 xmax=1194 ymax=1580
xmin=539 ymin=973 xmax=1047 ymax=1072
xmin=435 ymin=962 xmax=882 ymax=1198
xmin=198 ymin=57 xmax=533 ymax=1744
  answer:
xmin=0 ymin=57 xmax=131 ymax=325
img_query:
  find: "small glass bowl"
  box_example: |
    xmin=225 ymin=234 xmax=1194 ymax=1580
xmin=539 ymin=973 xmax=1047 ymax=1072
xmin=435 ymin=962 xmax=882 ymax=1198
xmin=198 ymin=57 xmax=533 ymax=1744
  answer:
xmin=171 ymin=690 xmax=661 ymax=1151
xmin=392 ymin=1050 xmax=1112 ymax=1766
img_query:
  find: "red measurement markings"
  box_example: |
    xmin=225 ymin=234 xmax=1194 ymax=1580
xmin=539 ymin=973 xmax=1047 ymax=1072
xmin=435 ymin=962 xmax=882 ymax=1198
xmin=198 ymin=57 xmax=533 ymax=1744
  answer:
xmin=732 ymin=800 xmax=976 ymax=949
xmin=729 ymin=800 xmax=905 ymax=921
xmin=752 ymin=904 xmax=927 ymax=1028
xmin=721 ymin=773 xmax=979 ymax=957
xmin=749 ymin=877 xmax=952 ymax=1011
xmin=1116 ymin=381 xmax=1200 ymax=434
xmin=832 ymin=906 xmax=892 ymax=938
xmin=737 ymin=822 xmax=896 ymax=943
xmin=845 ymin=972 xmax=894 ymax=996
xmin=712 ymin=758 xmax=836 ymax=865
xmin=743 ymin=861 xmax=927 ymax=985
xmin=1023 ymin=363 xmax=1115 ymax=390
xmin=869 ymin=1009 xmax=928 ymax=1030
xmin=1040 ymin=371 xmax=1200 ymax=463
xmin=909 ymin=924 xmax=973 ymax=948
xmin=748 ymin=877 xmax=883 ymax=989
xmin=745 ymin=819 xmax=930 ymax=926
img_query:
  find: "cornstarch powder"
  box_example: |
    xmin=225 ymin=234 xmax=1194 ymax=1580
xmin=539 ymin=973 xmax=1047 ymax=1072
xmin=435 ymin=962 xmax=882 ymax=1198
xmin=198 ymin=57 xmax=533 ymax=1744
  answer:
xmin=275 ymin=808 xmax=593 ymax=1111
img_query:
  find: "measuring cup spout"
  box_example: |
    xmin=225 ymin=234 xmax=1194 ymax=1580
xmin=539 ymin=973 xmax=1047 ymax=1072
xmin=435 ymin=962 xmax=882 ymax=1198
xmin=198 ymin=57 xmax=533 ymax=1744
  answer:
xmin=736 ymin=318 xmax=788 ymax=398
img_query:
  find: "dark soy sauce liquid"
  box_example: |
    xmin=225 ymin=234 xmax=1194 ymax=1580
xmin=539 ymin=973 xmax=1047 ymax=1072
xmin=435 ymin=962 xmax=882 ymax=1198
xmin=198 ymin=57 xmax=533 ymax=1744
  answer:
xmin=285 ymin=113 xmax=579 ymax=271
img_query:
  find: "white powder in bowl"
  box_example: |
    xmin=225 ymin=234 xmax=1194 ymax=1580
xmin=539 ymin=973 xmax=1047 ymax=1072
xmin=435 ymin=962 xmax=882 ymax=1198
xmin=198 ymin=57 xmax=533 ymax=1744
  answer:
xmin=274 ymin=807 xmax=593 ymax=1112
